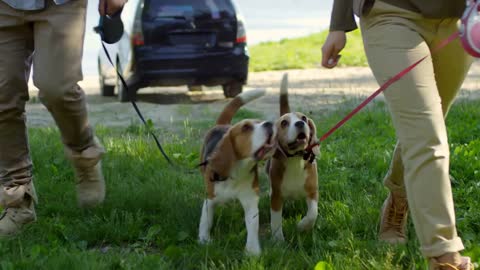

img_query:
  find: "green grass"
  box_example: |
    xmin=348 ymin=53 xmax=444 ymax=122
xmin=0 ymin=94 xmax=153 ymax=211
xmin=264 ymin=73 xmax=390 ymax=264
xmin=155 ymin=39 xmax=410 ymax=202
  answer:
xmin=249 ymin=30 xmax=367 ymax=72
xmin=0 ymin=99 xmax=479 ymax=269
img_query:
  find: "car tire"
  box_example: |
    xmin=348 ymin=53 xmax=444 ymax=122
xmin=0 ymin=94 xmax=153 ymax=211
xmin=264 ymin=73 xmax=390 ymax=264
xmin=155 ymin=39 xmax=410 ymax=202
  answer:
xmin=98 ymin=59 xmax=115 ymax=96
xmin=100 ymin=77 xmax=115 ymax=97
xmin=116 ymin=62 xmax=135 ymax=102
xmin=188 ymin=85 xmax=202 ymax=92
xmin=117 ymin=77 xmax=137 ymax=103
xmin=222 ymin=81 xmax=243 ymax=98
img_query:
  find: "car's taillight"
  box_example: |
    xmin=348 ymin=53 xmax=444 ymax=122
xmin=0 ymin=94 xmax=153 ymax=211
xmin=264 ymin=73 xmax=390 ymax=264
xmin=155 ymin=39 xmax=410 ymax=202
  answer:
xmin=236 ymin=15 xmax=247 ymax=44
xmin=132 ymin=1 xmax=144 ymax=46
xmin=132 ymin=33 xmax=144 ymax=46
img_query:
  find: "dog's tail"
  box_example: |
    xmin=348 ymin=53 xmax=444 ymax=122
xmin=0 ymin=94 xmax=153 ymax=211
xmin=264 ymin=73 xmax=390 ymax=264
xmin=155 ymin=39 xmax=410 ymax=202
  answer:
xmin=216 ymin=89 xmax=266 ymax=125
xmin=280 ymin=73 xmax=290 ymax=115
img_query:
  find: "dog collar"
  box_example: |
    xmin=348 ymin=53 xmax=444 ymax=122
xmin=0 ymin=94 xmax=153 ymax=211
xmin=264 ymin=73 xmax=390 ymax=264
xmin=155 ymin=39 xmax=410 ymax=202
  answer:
xmin=275 ymin=144 xmax=317 ymax=164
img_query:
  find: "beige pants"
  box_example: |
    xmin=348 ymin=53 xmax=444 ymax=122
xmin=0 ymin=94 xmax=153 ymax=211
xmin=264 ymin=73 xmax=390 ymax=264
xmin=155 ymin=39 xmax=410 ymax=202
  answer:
xmin=0 ymin=0 xmax=94 ymax=187
xmin=360 ymin=1 xmax=473 ymax=258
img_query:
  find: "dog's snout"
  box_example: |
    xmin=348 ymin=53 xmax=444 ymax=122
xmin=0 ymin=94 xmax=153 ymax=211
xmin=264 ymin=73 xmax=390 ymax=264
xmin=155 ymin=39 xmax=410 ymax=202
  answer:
xmin=295 ymin=121 xmax=305 ymax=128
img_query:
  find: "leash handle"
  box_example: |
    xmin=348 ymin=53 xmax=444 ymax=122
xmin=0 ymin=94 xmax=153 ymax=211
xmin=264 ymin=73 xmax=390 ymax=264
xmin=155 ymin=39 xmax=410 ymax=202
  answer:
xmin=318 ymin=31 xmax=460 ymax=143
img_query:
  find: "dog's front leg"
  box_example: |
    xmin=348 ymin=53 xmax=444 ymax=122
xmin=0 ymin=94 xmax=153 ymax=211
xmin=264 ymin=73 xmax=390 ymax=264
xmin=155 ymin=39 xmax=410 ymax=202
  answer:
xmin=239 ymin=194 xmax=261 ymax=255
xmin=297 ymin=197 xmax=318 ymax=231
xmin=199 ymin=199 xmax=216 ymax=243
xmin=270 ymin=188 xmax=284 ymax=241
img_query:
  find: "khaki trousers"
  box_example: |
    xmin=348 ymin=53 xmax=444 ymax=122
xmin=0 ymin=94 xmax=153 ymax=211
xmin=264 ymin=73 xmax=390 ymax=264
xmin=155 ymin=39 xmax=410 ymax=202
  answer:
xmin=360 ymin=1 xmax=473 ymax=258
xmin=0 ymin=0 xmax=94 ymax=187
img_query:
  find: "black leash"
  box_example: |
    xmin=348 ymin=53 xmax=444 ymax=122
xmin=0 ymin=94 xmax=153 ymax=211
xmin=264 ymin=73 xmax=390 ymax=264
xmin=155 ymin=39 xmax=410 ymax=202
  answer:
xmin=96 ymin=3 xmax=173 ymax=165
xmin=100 ymin=43 xmax=173 ymax=165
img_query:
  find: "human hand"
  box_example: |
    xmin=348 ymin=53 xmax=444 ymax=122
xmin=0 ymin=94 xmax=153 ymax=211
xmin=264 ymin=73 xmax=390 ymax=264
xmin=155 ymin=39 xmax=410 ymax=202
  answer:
xmin=321 ymin=31 xmax=347 ymax=68
xmin=99 ymin=0 xmax=127 ymax=16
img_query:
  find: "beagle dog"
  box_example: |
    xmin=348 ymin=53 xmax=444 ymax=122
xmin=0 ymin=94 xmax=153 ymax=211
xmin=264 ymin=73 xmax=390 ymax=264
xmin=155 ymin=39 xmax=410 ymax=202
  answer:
xmin=266 ymin=74 xmax=320 ymax=241
xmin=198 ymin=89 xmax=276 ymax=255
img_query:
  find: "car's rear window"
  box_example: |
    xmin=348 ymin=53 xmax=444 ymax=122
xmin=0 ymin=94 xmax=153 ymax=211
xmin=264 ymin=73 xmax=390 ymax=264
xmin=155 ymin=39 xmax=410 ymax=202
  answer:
xmin=145 ymin=0 xmax=235 ymax=20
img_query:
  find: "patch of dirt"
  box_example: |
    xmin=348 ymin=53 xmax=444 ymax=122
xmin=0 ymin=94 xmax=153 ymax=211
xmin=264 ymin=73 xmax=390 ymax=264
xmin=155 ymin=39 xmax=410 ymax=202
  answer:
xmin=26 ymin=63 xmax=480 ymax=128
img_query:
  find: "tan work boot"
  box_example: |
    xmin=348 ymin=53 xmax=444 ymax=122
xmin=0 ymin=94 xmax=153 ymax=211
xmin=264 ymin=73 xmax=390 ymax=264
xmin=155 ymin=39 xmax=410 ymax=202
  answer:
xmin=65 ymin=138 xmax=106 ymax=208
xmin=429 ymin=252 xmax=474 ymax=270
xmin=0 ymin=182 xmax=38 ymax=236
xmin=379 ymin=191 xmax=408 ymax=244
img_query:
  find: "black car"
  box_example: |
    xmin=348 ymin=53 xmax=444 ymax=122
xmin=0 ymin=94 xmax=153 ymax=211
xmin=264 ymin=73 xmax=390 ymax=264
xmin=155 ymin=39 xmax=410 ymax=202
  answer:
xmin=98 ymin=0 xmax=249 ymax=102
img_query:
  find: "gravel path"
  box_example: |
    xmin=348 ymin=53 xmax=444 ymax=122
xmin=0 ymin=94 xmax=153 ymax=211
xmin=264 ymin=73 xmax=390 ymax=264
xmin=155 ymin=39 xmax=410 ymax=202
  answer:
xmin=26 ymin=62 xmax=480 ymax=128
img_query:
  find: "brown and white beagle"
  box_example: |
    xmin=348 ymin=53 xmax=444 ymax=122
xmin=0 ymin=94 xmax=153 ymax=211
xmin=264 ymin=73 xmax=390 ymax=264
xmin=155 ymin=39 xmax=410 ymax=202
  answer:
xmin=198 ymin=89 xmax=276 ymax=255
xmin=266 ymin=74 xmax=320 ymax=241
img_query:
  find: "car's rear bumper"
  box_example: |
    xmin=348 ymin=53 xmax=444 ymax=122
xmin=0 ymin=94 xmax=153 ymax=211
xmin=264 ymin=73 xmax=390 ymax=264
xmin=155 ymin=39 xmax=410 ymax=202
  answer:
xmin=131 ymin=45 xmax=249 ymax=87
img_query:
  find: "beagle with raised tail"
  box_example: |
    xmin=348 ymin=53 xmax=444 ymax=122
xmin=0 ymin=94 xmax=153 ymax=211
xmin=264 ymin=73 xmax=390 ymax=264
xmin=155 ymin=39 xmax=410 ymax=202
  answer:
xmin=198 ymin=89 xmax=276 ymax=255
xmin=266 ymin=74 xmax=320 ymax=241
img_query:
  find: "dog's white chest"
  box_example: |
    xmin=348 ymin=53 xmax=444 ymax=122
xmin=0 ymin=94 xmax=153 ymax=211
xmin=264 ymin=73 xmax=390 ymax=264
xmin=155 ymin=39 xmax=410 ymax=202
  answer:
xmin=214 ymin=159 xmax=256 ymax=203
xmin=280 ymin=158 xmax=307 ymax=198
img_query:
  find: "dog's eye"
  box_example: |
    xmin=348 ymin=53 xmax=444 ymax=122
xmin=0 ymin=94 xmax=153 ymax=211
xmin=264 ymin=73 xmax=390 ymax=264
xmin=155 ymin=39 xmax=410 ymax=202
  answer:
xmin=242 ymin=124 xmax=253 ymax=132
xmin=281 ymin=120 xmax=289 ymax=128
xmin=301 ymin=116 xmax=307 ymax=122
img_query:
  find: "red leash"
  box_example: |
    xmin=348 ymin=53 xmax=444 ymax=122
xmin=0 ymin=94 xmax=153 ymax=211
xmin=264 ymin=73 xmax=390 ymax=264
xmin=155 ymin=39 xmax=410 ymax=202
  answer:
xmin=314 ymin=31 xmax=460 ymax=146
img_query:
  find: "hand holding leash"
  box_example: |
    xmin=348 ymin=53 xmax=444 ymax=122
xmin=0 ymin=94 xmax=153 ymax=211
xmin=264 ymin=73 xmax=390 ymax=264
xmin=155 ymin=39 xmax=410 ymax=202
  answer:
xmin=99 ymin=0 xmax=127 ymax=16
xmin=95 ymin=0 xmax=126 ymax=44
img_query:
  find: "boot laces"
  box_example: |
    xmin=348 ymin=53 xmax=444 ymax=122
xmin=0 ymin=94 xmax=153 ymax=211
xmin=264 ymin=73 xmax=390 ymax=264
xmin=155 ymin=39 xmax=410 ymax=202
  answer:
xmin=386 ymin=195 xmax=407 ymax=229
xmin=436 ymin=262 xmax=474 ymax=270
xmin=75 ymin=163 xmax=98 ymax=183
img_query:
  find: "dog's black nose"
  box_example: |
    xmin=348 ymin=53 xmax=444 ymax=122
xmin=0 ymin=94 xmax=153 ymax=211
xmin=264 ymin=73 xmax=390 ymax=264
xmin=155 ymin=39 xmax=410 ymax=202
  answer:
xmin=262 ymin=121 xmax=273 ymax=129
xmin=263 ymin=121 xmax=274 ymax=136
xmin=295 ymin=121 xmax=305 ymax=128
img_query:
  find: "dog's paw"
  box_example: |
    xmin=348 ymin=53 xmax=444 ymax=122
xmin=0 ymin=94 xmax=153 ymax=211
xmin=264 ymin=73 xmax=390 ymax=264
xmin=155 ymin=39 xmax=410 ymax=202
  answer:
xmin=272 ymin=230 xmax=285 ymax=242
xmin=245 ymin=243 xmax=261 ymax=256
xmin=297 ymin=218 xmax=315 ymax=231
xmin=198 ymin=235 xmax=211 ymax=244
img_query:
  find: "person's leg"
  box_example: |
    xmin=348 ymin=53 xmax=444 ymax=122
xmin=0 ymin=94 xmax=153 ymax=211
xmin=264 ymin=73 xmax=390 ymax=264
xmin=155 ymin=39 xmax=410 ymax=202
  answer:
xmin=426 ymin=18 xmax=474 ymax=270
xmin=431 ymin=19 xmax=473 ymax=116
xmin=361 ymin=0 xmax=464 ymax=260
xmin=29 ymin=0 xmax=91 ymax=150
xmin=0 ymin=2 xmax=37 ymax=235
xmin=27 ymin=0 xmax=105 ymax=208
xmin=378 ymin=18 xmax=473 ymax=245
xmin=382 ymin=18 xmax=472 ymax=189
xmin=361 ymin=1 xmax=416 ymax=245
xmin=366 ymin=5 xmax=473 ymax=249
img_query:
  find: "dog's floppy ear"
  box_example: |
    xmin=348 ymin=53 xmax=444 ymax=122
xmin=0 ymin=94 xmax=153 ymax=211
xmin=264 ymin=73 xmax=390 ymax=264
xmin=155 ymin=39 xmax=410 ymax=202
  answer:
xmin=307 ymin=118 xmax=320 ymax=156
xmin=307 ymin=118 xmax=317 ymax=143
xmin=207 ymin=131 xmax=237 ymax=180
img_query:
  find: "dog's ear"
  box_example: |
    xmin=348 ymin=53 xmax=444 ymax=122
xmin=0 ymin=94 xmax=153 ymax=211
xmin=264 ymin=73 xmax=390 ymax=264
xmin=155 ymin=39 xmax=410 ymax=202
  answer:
xmin=307 ymin=118 xmax=318 ymax=145
xmin=208 ymin=131 xmax=237 ymax=180
xmin=307 ymin=118 xmax=321 ymax=157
